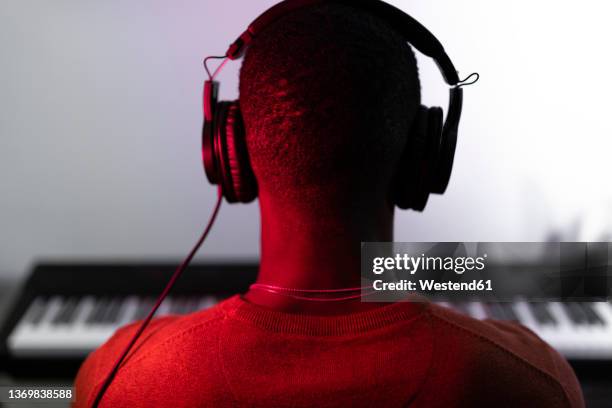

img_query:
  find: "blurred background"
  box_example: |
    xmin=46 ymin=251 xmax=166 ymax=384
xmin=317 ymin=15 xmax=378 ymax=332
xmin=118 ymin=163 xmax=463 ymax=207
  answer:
xmin=1 ymin=0 xmax=612 ymax=279
xmin=1 ymin=1 xmax=612 ymax=406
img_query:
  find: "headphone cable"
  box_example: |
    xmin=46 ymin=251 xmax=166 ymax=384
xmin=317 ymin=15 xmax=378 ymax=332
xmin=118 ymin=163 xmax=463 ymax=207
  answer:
xmin=203 ymin=56 xmax=229 ymax=81
xmin=91 ymin=186 xmax=223 ymax=407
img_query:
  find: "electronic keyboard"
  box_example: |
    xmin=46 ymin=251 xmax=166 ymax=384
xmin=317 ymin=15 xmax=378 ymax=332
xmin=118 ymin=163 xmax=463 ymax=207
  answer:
xmin=1 ymin=263 xmax=611 ymax=377
xmin=0 ymin=263 xmax=257 ymax=376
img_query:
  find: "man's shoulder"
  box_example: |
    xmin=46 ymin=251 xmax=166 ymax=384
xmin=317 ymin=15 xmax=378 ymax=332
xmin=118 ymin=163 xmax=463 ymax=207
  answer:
xmin=91 ymin=298 xmax=228 ymax=363
xmin=423 ymin=303 xmax=584 ymax=407
xmin=73 ymin=299 xmax=232 ymax=407
xmin=427 ymin=303 xmax=561 ymax=372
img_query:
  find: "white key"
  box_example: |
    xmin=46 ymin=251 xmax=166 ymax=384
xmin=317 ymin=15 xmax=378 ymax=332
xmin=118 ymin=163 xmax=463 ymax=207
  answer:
xmin=118 ymin=296 xmax=140 ymax=325
xmin=513 ymin=301 xmax=539 ymax=330
xmin=198 ymin=296 xmax=218 ymax=311
xmin=467 ymin=302 xmax=488 ymax=320
xmin=435 ymin=301 xmax=452 ymax=309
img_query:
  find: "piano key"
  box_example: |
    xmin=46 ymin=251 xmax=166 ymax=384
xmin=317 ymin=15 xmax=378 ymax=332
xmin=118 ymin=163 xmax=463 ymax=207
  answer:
xmin=100 ymin=298 xmax=123 ymax=324
xmin=562 ymin=303 xmax=588 ymax=325
xmin=499 ymin=303 xmax=519 ymax=322
xmin=484 ymin=302 xmax=509 ymax=320
xmin=85 ymin=298 xmax=102 ymax=324
xmin=187 ymin=297 xmax=202 ymax=314
xmin=114 ymin=296 xmax=139 ymax=325
xmin=169 ymin=297 xmax=189 ymax=315
xmin=199 ymin=296 xmax=218 ymax=311
xmin=179 ymin=297 xmax=193 ymax=314
xmin=578 ymin=302 xmax=604 ymax=326
xmin=480 ymin=302 xmax=517 ymax=322
xmin=156 ymin=297 xmax=172 ymax=316
xmin=132 ymin=298 xmax=155 ymax=321
xmin=436 ymin=301 xmax=452 ymax=309
xmin=71 ymin=296 xmax=96 ymax=326
xmin=467 ymin=302 xmax=488 ymax=320
xmin=449 ymin=301 xmax=470 ymax=315
xmin=52 ymin=297 xmax=80 ymax=325
xmin=37 ymin=297 xmax=64 ymax=326
xmin=21 ymin=297 xmax=48 ymax=325
xmin=513 ymin=300 xmax=540 ymax=328
xmin=527 ymin=302 xmax=557 ymax=326
xmin=86 ymin=298 xmax=111 ymax=324
xmin=132 ymin=296 xmax=170 ymax=319
xmin=185 ymin=298 xmax=202 ymax=314
xmin=593 ymin=302 xmax=612 ymax=328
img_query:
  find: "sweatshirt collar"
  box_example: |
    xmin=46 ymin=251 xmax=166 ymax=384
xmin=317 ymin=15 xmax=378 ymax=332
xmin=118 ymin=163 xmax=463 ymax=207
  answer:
xmin=222 ymin=295 xmax=429 ymax=336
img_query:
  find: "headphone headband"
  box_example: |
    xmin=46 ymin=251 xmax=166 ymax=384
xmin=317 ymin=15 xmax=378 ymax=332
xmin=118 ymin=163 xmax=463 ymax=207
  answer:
xmin=204 ymin=0 xmax=478 ymax=203
xmin=226 ymin=0 xmax=460 ymax=85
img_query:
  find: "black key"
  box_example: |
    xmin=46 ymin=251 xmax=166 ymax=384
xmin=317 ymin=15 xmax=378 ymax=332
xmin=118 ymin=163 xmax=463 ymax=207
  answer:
xmin=133 ymin=298 xmax=155 ymax=321
xmin=170 ymin=297 xmax=186 ymax=315
xmin=451 ymin=302 xmax=470 ymax=315
xmin=84 ymin=301 xmax=99 ymax=324
xmin=185 ymin=298 xmax=201 ymax=314
xmin=95 ymin=299 xmax=113 ymax=323
xmin=64 ymin=298 xmax=87 ymax=324
xmin=528 ymin=303 xmax=557 ymax=326
xmin=110 ymin=298 xmax=129 ymax=323
xmin=86 ymin=298 xmax=110 ymax=324
xmin=98 ymin=299 xmax=113 ymax=322
xmin=199 ymin=296 xmax=218 ymax=310
xmin=485 ymin=303 xmax=507 ymax=320
xmin=499 ymin=303 xmax=519 ymax=322
xmin=101 ymin=299 xmax=123 ymax=324
xmin=52 ymin=297 xmax=80 ymax=325
xmin=182 ymin=298 xmax=196 ymax=314
xmin=180 ymin=297 xmax=198 ymax=315
xmin=562 ymin=302 xmax=588 ymax=325
xmin=579 ymin=302 xmax=604 ymax=326
xmin=23 ymin=298 xmax=48 ymax=325
xmin=176 ymin=298 xmax=191 ymax=315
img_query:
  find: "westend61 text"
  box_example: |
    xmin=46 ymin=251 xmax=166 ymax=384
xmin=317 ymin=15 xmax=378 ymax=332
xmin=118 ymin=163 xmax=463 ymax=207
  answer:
xmin=373 ymin=279 xmax=493 ymax=292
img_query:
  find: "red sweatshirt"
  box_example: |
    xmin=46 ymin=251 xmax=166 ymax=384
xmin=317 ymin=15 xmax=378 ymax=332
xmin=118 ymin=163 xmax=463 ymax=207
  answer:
xmin=73 ymin=296 xmax=584 ymax=407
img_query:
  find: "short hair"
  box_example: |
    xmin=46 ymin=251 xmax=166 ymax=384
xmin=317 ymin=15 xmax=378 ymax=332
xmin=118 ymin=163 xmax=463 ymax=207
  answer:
xmin=239 ymin=3 xmax=421 ymax=213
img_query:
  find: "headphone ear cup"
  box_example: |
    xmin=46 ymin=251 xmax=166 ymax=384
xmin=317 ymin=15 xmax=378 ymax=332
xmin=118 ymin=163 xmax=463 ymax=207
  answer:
xmin=394 ymin=106 xmax=443 ymax=211
xmin=425 ymin=106 xmax=444 ymax=173
xmin=394 ymin=106 xmax=428 ymax=211
xmin=216 ymin=101 xmax=258 ymax=203
xmin=202 ymin=81 xmax=220 ymax=185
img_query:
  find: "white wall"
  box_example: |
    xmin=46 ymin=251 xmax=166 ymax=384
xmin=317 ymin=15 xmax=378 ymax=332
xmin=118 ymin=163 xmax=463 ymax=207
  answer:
xmin=1 ymin=0 xmax=611 ymax=278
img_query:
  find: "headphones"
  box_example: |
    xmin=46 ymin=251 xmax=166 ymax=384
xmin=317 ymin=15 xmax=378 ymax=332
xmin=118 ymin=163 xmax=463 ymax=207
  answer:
xmin=202 ymin=0 xmax=478 ymax=211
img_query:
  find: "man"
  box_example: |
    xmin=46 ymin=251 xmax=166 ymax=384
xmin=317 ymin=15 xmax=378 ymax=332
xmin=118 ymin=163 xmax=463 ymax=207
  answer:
xmin=74 ymin=4 xmax=584 ymax=407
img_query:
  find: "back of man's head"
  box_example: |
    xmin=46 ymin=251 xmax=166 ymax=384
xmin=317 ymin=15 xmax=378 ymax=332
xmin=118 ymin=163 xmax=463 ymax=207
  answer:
xmin=239 ymin=3 xmax=421 ymax=216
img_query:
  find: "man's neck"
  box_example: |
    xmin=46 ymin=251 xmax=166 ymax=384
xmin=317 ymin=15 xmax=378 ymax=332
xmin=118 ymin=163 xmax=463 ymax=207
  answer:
xmin=244 ymin=199 xmax=394 ymax=314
